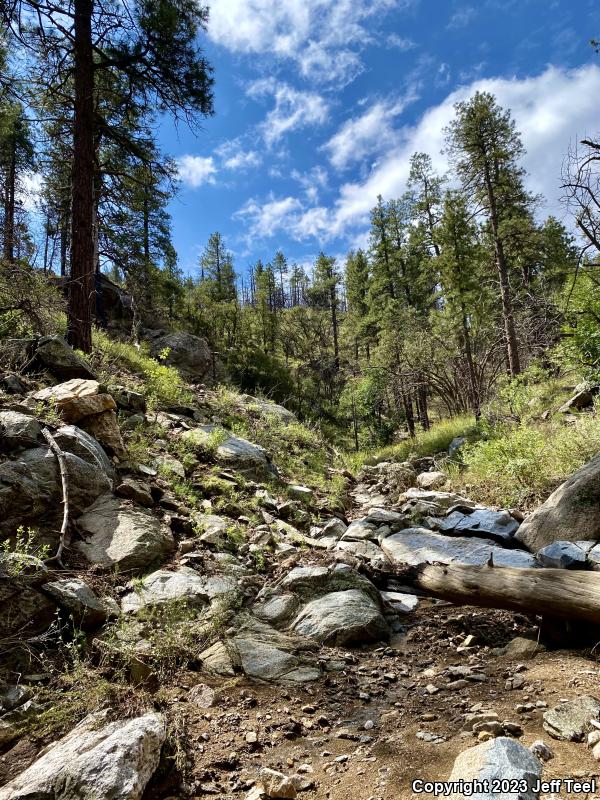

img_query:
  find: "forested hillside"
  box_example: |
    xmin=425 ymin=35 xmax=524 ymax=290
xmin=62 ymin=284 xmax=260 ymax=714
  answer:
xmin=3 ymin=1 xmax=600 ymax=798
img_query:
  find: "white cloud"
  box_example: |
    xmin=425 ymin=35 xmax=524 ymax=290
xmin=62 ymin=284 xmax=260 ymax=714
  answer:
xmin=207 ymin=0 xmax=408 ymax=85
xmin=235 ymin=195 xmax=304 ymax=238
xmin=248 ymin=79 xmax=329 ymax=146
xmin=386 ymin=33 xmax=416 ymax=50
xmin=216 ymin=139 xmax=262 ymax=171
xmin=291 ymin=166 xmax=328 ymax=203
xmin=236 ymin=64 xmax=600 ymax=247
xmin=176 ymin=155 xmax=217 ymax=188
xmin=448 ymin=6 xmax=477 ymax=29
xmin=322 ymin=94 xmax=416 ymax=171
xmin=18 ymin=172 xmax=44 ymax=212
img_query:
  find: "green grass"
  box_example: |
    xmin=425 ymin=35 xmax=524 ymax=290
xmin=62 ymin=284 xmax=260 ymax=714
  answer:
xmin=90 ymin=329 xmax=192 ymax=411
xmin=453 ymin=410 xmax=600 ymax=508
xmin=349 ymin=414 xmax=478 ymax=472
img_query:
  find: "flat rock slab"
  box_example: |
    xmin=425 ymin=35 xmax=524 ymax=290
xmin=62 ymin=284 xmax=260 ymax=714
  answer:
xmin=121 ymin=567 xmax=237 ymax=612
xmin=543 ymin=695 xmax=600 ymax=741
xmin=380 ymin=590 xmax=419 ymax=613
xmin=382 ymin=528 xmax=539 ymax=569
xmin=291 ymin=589 xmax=389 ymax=646
xmin=0 ymin=710 xmax=165 ymax=800
xmin=448 ymin=736 xmax=541 ymax=799
xmin=430 ymin=508 xmax=520 ymax=544
xmin=33 ymin=379 xmax=116 ymax=423
xmin=536 ymin=541 xmax=588 ymax=569
xmin=76 ymin=494 xmax=174 ymax=572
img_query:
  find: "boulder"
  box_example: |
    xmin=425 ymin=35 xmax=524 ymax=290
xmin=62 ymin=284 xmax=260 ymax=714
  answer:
xmin=30 ymin=334 xmax=96 ymax=380
xmin=149 ymin=331 xmax=212 ymax=379
xmin=192 ymin=513 xmax=231 ymax=545
xmin=447 ymin=737 xmax=541 ymax=800
xmin=116 ymin=477 xmax=154 ymax=507
xmin=0 ymin=447 xmax=111 ymax=533
xmin=0 ymin=576 xmax=57 ymax=638
xmin=42 ymin=578 xmax=115 ymax=628
xmin=120 ymin=567 xmax=236 ymax=613
xmin=516 ymin=455 xmax=600 ymax=552
xmin=317 ymin=518 xmax=347 ymax=539
xmin=0 ymin=411 xmax=41 ymax=449
xmin=382 ymin=528 xmax=539 ymax=569
xmin=536 ymin=541 xmax=587 ymax=569
xmin=258 ymin=767 xmax=298 ymax=799
xmin=75 ymin=494 xmax=174 ymax=572
xmin=495 ymin=636 xmax=545 ymax=660
xmin=33 ymin=379 xmax=116 ymax=424
xmin=542 ymin=695 xmax=600 ymax=741
xmin=557 ymin=387 xmax=597 ymax=413
xmin=429 ymin=508 xmax=520 ymax=544
xmin=79 ymin=409 xmax=126 ymax=459
xmin=380 ymin=590 xmax=419 ymax=613
xmin=183 ymin=425 xmax=277 ymax=478
xmin=236 ymin=395 xmax=297 ymax=425
xmin=291 ymin=589 xmax=389 ymax=646
xmin=52 ymin=425 xmax=114 ymax=478
xmin=0 ymin=710 xmax=165 ymax=800
xmin=417 ymin=470 xmax=447 ymax=490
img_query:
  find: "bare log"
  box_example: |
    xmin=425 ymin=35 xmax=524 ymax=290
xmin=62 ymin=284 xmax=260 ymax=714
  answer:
xmin=381 ymin=562 xmax=600 ymax=624
xmin=41 ymin=427 xmax=70 ymax=567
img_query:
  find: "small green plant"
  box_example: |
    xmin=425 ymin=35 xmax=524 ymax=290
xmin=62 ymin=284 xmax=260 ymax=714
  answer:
xmin=1 ymin=526 xmax=50 ymax=574
xmin=34 ymin=398 xmax=63 ymax=427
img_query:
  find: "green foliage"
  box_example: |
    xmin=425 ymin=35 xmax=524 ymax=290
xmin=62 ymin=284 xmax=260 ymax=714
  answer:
xmin=91 ymin=328 xmax=192 ymax=411
xmin=1 ymin=526 xmax=50 ymax=574
xmin=456 ymin=411 xmax=600 ymax=507
xmin=351 ymin=414 xmax=478 ymax=471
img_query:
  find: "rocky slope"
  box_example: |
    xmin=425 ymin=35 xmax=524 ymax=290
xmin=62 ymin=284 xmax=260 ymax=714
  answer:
xmin=2 ymin=335 xmax=600 ymax=799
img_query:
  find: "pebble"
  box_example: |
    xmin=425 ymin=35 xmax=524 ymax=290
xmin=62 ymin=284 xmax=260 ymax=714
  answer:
xmin=530 ymin=740 xmax=554 ymax=761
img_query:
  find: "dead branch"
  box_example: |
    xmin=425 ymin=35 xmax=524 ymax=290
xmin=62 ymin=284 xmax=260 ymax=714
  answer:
xmin=41 ymin=427 xmax=70 ymax=567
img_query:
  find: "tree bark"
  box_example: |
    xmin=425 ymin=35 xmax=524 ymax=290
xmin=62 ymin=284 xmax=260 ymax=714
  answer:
xmin=67 ymin=0 xmax=95 ymax=353
xmin=483 ymin=161 xmax=521 ymax=376
xmin=387 ymin=562 xmax=600 ymax=624
xmin=3 ymin=138 xmax=16 ymax=263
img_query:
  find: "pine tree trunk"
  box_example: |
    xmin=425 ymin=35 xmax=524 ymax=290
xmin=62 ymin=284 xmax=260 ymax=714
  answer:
xmin=3 ymin=139 xmax=16 ymax=263
xmin=461 ymin=306 xmax=480 ymax=419
xmin=483 ymin=163 xmax=521 ymax=376
xmin=330 ymin=283 xmax=339 ymax=372
xmin=67 ymin=0 xmax=95 ymax=353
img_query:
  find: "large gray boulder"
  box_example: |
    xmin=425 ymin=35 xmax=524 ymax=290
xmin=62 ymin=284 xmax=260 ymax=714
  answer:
xmin=149 ymin=331 xmax=212 ymax=379
xmin=183 ymin=425 xmax=277 ymax=478
xmin=0 ymin=447 xmax=111 ymax=533
xmin=447 ymin=737 xmax=541 ymax=799
xmin=42 ymin=578 xmax=116 ymax=628
xmin=0 ymin=411 xmax=41 ymax=449
xmin=0 ymin=575 xmax=57 ymax=638
xmin=236 ymin=394 xmax=297 ymax=425
xmin=53 ymin=425 xmax=114 ymax=478
xmin=382 ymin=528 xmax=539 ymax=569
xmin=75 ymin=495 xmax=174 ymax=572
xmin=516 ymin=455 xmax=600 ymax=552
xmin=121 ymin=567 xmax=236 ymax=613
xmin=0 ymin=710 xmax=165 ymax=800
xmin=291 ymin=589 xmax=389 ymax=646
xmin=31 ymin=334 xmax=96 ymax=380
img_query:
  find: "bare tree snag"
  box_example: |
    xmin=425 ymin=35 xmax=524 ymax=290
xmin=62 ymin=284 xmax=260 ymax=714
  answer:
xmin=379 ymin=562 xmax=600 ymax=624
xmin=42 ymin=427 xmax=70 ymax=567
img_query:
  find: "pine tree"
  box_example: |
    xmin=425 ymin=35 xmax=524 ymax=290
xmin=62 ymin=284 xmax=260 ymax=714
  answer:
xmin=445 ymin=91 xmax=533 ymax=376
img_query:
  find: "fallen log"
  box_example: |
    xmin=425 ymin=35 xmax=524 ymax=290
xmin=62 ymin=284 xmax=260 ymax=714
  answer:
xmin=378 ymin=562 xmax=600 ymax=624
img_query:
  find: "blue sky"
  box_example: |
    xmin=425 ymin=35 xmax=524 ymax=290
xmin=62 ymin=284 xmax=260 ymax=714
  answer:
xmin=159 ymin=0 xmax=600 ymax=280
